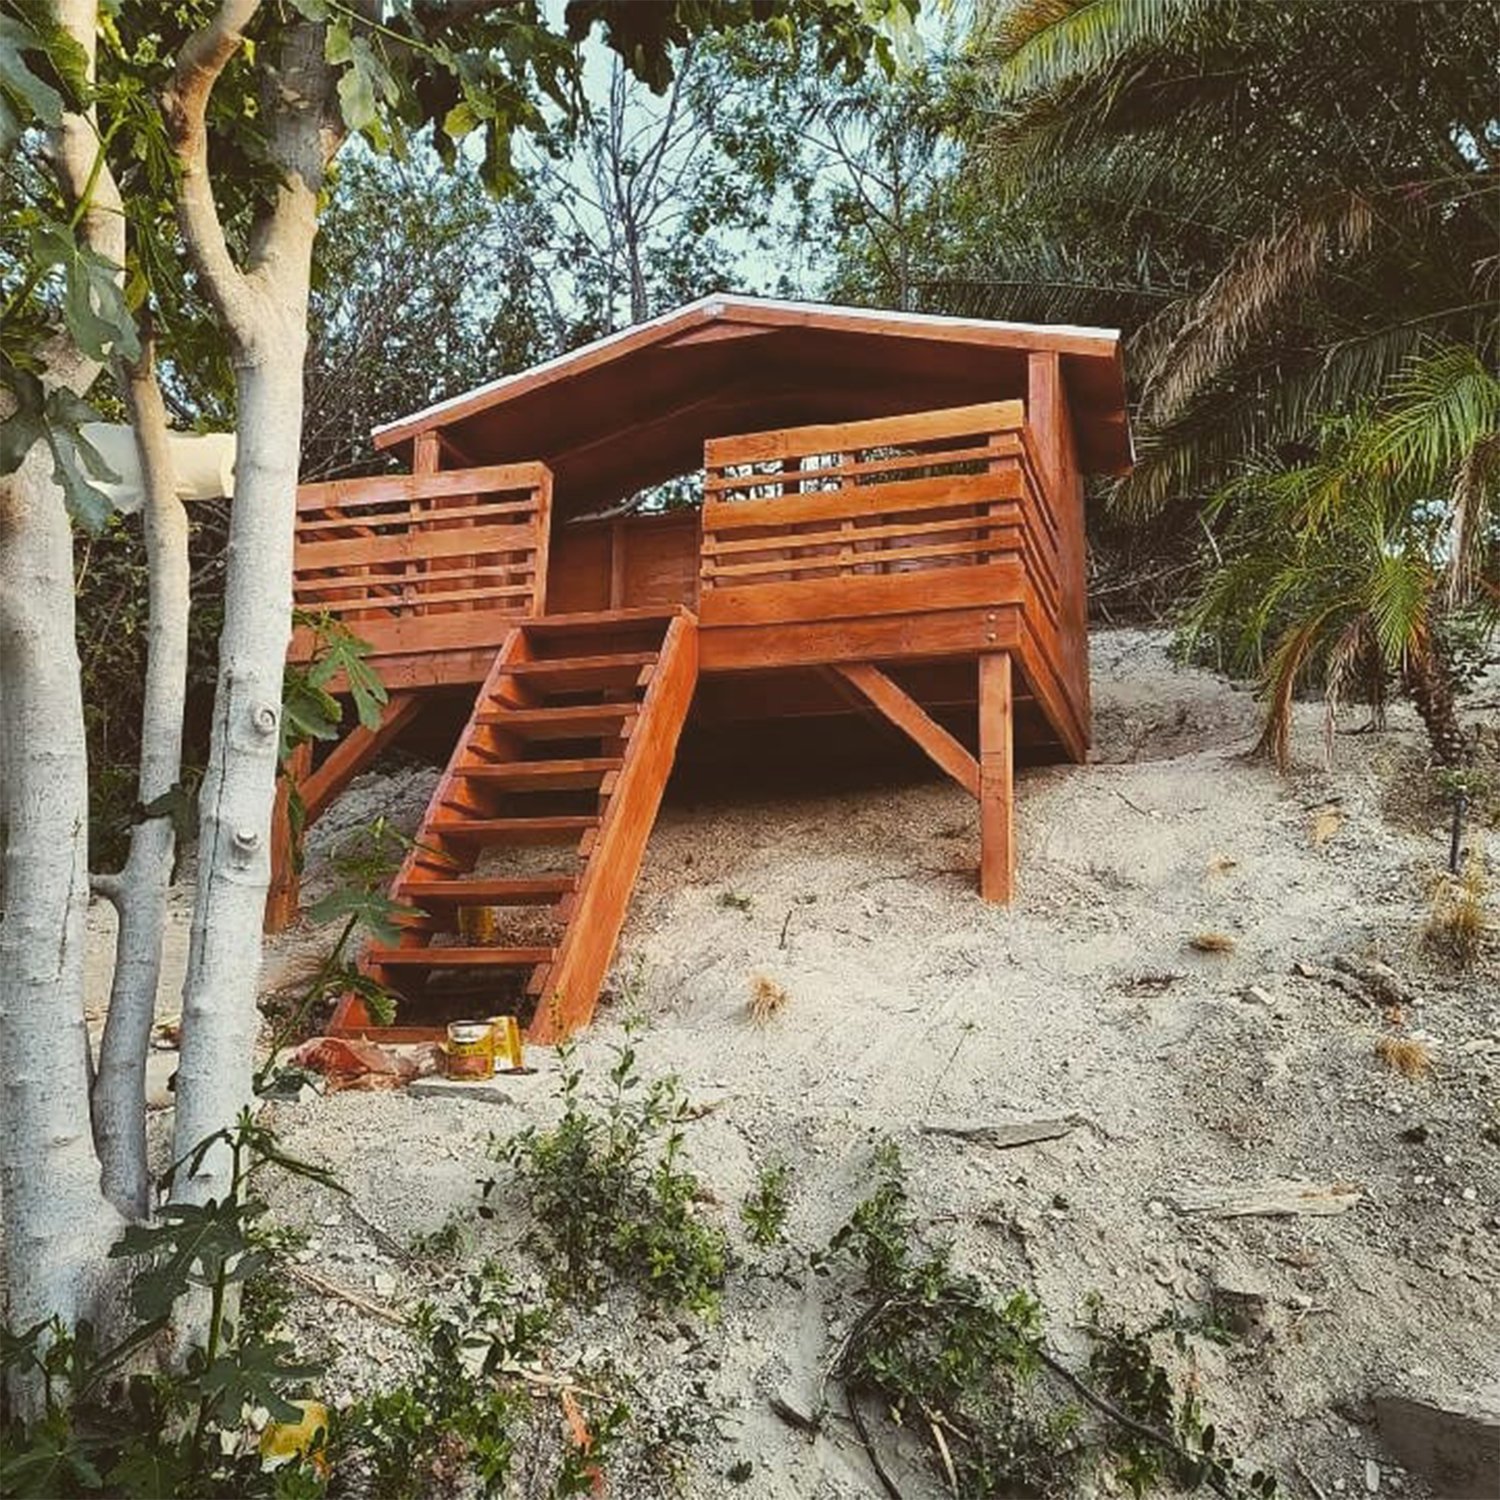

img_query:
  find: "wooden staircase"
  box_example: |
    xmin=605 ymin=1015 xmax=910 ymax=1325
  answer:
xmin=329 ymin=607 xmax=698 ymax=1044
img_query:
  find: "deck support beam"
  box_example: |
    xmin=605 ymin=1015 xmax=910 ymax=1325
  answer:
xmin=264 ymin=692 xmax=421 ymax=933
xmin=978 ymin=653 xmax=1015 ymax=903
xmin=831 ymin=662 xmax=979 ymax=798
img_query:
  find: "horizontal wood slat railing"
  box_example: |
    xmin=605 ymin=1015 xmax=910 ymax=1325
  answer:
xmin=289 ymin=462 xmax=553 ymax=660
xmin=700 ymin=401 xmax=1064 ymax=633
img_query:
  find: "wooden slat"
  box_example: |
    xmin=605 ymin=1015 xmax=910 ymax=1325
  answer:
xmin=425 ymin=814 xmax=599 ymax=845
xmin=833 ymin=663 xmax=980 ymax=798
xmin=704 ymin=442 xmax=995 ymax=493
xmin=703 ymin=469 xmax=1023 ymax=533
xmin=705 ymin=400 xmax=1025 ymax=467
xmin=530 ymin=613 xmax=699 ymax=1043
xmin=294 ymin=521 xmax=537 ymax=571
xmin=704 ymin=530 xmax=1022 ymax=583
xmin=296 ymin=500 xmax=536 ymax=534
xmin=296 ymin=462 xmax=548 ymax=512
xmin=476 ymin=703 xmax=636 ymax=737
xmin=398 ymin=875 xmax=577 ymax=904
xmin=365 ymin=945 xmax=555 ymax=968
xmin=459 ymin=757 xmax=622 ymax=791
xmin=700 ymin=560 xmax=1026 ymax=629
xmin=704 ymin=508 xmax=1022 ymax=557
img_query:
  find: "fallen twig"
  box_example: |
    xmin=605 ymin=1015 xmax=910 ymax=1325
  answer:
xmin=287 ymin=1265 xmax=404 ymax=1326
xmin=848 ymin=1390 xmax=908 ymax=1500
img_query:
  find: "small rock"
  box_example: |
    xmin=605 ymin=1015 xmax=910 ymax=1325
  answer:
xmin=1461 ymin=1187 xmax=1477 ymax=1202
xmin=1366 ymin=1458 xmax=1381 ymax=1492
xmin=372 ymin=1272 xmax=396 ymax=1297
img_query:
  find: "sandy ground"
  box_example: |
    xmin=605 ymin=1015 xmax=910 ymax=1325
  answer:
xmin=89 ymin=629 xmax=1499 ymax=1497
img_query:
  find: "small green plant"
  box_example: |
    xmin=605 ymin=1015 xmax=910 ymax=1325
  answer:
xmin=490 ymin=1036 xmax=728 ymax=1314
xmin=717 ymin=891 xmax=752 ymax=912
xmin=339 ymin=1263 xmax=625 ymax=1500
xmin=819 ymin=1142 xmax=1277 ymax=1499
xmin=1 ymin=1116 xmax=334 ymax=1499
xmin=740 ymin=1160 xmax=792 ymax=1248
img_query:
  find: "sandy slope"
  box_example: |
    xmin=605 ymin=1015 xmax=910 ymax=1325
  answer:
xmin=97 ymin=629 xmax=1499 ymax=1496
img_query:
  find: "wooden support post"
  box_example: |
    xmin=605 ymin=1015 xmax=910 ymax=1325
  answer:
xmin=266 ymin=741 xmax=312 ymax=933
xmin=978 ymin=652 xmax=1014 ymax=903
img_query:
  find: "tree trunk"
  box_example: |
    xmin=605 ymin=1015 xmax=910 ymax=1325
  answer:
xmin=169 ymin=19 xmax=332 ymax=1206
xmin=169 ymin=338 xmax=306 ymax=1202
xmin=92 ymin=345 xmax=191 ymax=1219
xmin=1405 ymin=634 xmax=1471 ymax=768
xmin=0 ymin=442 xmax=125 ymax=1369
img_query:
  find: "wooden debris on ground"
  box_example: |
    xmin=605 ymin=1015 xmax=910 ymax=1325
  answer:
xmin=1165 ymin=1179 xmax=1362 ymax=1219
xmin=922 ymin=1116 xmax=1083 ymax=1149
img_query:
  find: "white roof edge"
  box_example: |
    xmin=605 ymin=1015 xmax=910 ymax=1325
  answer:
xmin=371 ymin=292 xmax=1123 ymax=442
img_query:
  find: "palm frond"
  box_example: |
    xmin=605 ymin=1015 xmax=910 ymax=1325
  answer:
xmin=1138 ymin=192 xmax=1375 ymax=424
xmin=1450 ymin=430 xmax=1500 ymax=602
xmin=983 ymin=0 xmax=1207 ymax=103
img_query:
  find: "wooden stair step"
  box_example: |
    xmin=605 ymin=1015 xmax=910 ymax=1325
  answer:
xmin=367 ymin=945 xmax=555 ymax=968
xmin=521 ymin=607 xmax=679 ymax=635
xmin=475 ymin=703 xmax=637 ymax=737
xmin=400 ymin=875 xmax=577 ymax=905
xmin=497 ymin=653 xmax=655 ymax=692
xmin=457 ymin=756 xmax=621 ymax=790
xmin=426 ymin=814 xmax=598 ymax=845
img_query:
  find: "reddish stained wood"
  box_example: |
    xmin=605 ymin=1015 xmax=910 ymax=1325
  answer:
xmin=297 ymin=693 xmax=421 ymax=827
xmin=296 ymin=463 xmax=548 ymax=512
xmin=265 ymin=741 xmax=312 ymax=934
xmin=703 ymin=531 xmax=1022 ymax=583
xmin=704 ymin=507 xmax=1022 ymax=557
xmin=530 ymin=612 xmax=698 ymax=1044
xmin=833 ymin=663 xmax=980 ymax=798
xmin=703 ymin=469 xmax=1023 ymax=533
xmin=978 ymin=653 xmax=1014 ymax=904
xmin=705 ymin=400 xmax=1025 ymax=468
xmin=698 ymin=603 xmax=1022 ymax=673
xmin=700 ymin=560 xmax=1027 ymax=629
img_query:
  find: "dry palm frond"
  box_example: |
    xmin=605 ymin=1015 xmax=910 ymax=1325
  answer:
xmin=1254 ymin=612 xmax=1337 ymax=772
xmin=1450 ymin=430 xmax=1500 ymax=605
xmin=1322 ymin=616 xmax=1376 ymax=768
xmin=1189 ymin=931 xmax=1236 ymax=954
xmin=748 ymin=975 xmax=789 ymax=1025
xmin=1423 ymin=860 xmax=1491 ymax=971
xmin=1375 ymin=1034 xmax=1432 ymax=1080
xmin=1138 ymin=193 xmax=1375 ymax=425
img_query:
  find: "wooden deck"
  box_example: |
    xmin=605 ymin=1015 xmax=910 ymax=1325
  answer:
xmin=286 ymin=384 xmax=1094 ymax=1040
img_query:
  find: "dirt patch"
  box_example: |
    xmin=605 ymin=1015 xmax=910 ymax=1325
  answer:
xmin=94 ymin=629 xmax=1500 ymax=1497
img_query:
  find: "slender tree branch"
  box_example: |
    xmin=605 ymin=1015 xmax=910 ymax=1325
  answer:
xmin=163 ymin=0 xmax=262 ymax=339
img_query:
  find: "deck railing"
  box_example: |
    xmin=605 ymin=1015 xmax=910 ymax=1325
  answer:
xmin=290 ymin=462 xmax=552 ymax=660
xmin=700 ymin=400 xmax=1062 ymax=627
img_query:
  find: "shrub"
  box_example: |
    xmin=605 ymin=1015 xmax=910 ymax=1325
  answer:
xmin=740 ymin=1160 xmax=793 ymax=1248
xmin=491 ymin=1036 xmax=728 ymax=1315
xmin=819 ymin=1142 xmax=1277 ymax=1499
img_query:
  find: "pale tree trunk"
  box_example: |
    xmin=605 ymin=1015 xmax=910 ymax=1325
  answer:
xmin=0 ymin=0 xmax=128 ymax=1391
xmin=166 ymin=8 xmax=339 ymax=1207
xmin=0 ymin=443 xmax=125 ymax=1352
xmin=91 ymin=338 xmax=191 ymax=1219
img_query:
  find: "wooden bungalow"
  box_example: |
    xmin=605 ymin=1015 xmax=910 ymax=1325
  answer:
xmin=279 ymin=295 xmax=1132 ymax=1042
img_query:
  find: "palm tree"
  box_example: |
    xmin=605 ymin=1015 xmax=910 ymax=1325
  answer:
xmin=958 ymin=0 xmax=1499 ymax=511
xmin=1182 ymin=346 xmax=1500 ymax=768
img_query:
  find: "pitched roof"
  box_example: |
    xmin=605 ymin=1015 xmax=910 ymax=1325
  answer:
xmin=373 ymin=294 xmax=1131 ymax=514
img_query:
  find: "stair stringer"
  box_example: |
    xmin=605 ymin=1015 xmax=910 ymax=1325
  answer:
xmin=527 ymin=611 xmax=699 ymax=1043
xmin=330 ymin=626 xmax=536 ymax=1032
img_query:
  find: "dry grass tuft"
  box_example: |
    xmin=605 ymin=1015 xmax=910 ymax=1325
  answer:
xmin=1189 ymin=931 xmax=1237 ymax=955
xmin=748 ymin=974 xmax=789 ymax=1026
xmin=1423 ymin=860 xmax=1491 ymax=971
xmin=1206 ymin=854 xmax=1240 ymax=876
xmin=1310 ymin=806 xmax=1345 ymax=845
xmin=1375 ymin=1034 xmax=1433 ymax=1080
